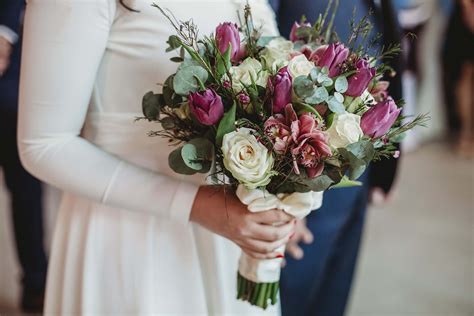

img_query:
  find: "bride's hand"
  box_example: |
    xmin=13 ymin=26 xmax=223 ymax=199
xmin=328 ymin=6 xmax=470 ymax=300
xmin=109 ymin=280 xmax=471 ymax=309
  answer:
xmin=190 ymin=185 xmax=295 ymax=259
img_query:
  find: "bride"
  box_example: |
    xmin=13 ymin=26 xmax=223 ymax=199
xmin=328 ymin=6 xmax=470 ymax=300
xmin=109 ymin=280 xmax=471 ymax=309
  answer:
xmin=18 ymin=0 xmax=295 ymax=314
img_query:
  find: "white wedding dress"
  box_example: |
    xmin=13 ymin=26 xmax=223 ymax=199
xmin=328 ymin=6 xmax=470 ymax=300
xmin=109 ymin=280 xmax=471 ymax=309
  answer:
xmin=18 ymin=0 xmax=280 ymax=315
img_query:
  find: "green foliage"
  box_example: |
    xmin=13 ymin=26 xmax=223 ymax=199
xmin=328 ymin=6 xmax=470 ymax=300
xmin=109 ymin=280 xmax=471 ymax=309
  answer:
xmin=294 ymin=76 xmax=315 ymax=99
xmin=338 ymin=140 xmax=375 ymax=180
xmin=306 ymin=87 xmax=329 ymax=104
xmin=142 ymin=91 xmax=163 ymax=121
xmin=168 ymin=147 xmax=198 ymax=175
xmin=166 ymin=35 xmax=182 ymax=52
xmin=173 ymin=62 xmax=209 ymax=96
xmin=216 ymin=44 xmax=232 ymax=78
xmin=216 ymin=102 xmax=236 ymax=146
xmin=327 ymin=96 xmax=345 ymax=114
xmin=335 ymin=76 xmax=348 ymax=93
xmin=168 ymin=138 xmax=214 ymax=175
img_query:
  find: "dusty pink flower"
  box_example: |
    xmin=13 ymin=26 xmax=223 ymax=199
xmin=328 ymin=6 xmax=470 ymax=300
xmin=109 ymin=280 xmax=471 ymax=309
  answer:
xmin=369 ymin=80 xmax=390 ymax=102
xmin=289 ymin=21 xmax=312 ymax=42
xmin=290 ymin=112 xmax=332 ymax=178
xmin=265 ymin=104 xmax=331 ymax=178
xmin=264 ymin=115 xmax=292 ymax=153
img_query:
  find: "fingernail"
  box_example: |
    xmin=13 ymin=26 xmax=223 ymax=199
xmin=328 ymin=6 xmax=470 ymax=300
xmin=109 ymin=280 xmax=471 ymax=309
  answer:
xmin=276 ymin=253 xmax=285 ymax=259
xmin=290 ymin=232 xmax=295 ymax=239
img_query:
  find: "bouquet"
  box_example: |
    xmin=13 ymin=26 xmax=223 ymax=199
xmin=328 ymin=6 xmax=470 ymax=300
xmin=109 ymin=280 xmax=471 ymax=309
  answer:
xmin=140 ymin=2 xmax=428 ymax=309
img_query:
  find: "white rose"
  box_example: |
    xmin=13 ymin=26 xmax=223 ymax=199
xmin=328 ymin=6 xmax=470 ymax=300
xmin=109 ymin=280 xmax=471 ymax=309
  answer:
xmin=261 ymin=38 xmax=294 ymax=71
xmin=326 ymin=112 xmax=363 ymax=148
xmin=287 ymin=54 xmax=315 ymax=79
xmin=229 ymin=58 xmax=270 ymax=92
xmin=222 ymin=128 xmax=274 ymax=189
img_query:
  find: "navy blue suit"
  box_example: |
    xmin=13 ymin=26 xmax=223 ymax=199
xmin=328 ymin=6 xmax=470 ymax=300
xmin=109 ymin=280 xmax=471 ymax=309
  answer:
xmin=269 ymin=1 xmax=402 ymax=315
xmin=0 ymin=0 xmax=47 ymax=297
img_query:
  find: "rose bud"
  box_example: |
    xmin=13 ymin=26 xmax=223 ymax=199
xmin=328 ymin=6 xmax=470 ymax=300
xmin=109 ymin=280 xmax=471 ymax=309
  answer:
xmin=268 ymin=67 xmax=293 ymax=114
xmin=289 ymin=21 xmax=312 ymax=42
xmin=215 ymin=22 xmax=241 ymax=62
xmin=361 ymin=97 xmax=402 ymax=138
xmin=345 ymin=59 xmax=376 ymax=97
xmin=316 ymin=42 xmax=349 ymax=77
xmin=188 ymin=89 xmax=224 ymax=126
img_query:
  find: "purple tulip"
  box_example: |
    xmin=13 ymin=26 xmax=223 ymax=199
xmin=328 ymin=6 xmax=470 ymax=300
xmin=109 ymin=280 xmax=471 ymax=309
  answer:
xmin=290 ymin=21 xmax=312 ymax=42
xmin=215 ymin=22 xmax=241 ymax=62
xmin=361 ymin=98 xmax=402 ymax=138
xmin=268 ymin=67 xmax=293 ymax=114
xmin=345 ymin=59 xmax=376 ymax=96
xmin=188 ymin=89 xmax=224 ymax=126
xmin=316 ymin=43 xmax=350 ymax=77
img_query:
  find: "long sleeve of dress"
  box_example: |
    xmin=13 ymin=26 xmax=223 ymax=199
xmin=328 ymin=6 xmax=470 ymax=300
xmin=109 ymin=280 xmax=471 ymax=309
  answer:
xmin=18 ymin=0 xmax=199 ymax=224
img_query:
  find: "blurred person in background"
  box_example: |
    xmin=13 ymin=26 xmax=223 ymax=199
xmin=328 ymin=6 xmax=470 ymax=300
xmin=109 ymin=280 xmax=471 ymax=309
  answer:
xmin=443 ymin=0 xmax=474 ymax=157
xmin=0 ymin=0 xmax=47 ymax=312
xmin=270 ymin=1 xmax=403 ymax=315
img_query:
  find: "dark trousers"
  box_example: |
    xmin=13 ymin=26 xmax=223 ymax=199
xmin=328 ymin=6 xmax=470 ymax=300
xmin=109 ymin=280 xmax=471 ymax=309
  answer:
xmin=0 ymin=108 xmax=47 ymax=293
xmin=280 ymin=173 xmax=369 ymax=316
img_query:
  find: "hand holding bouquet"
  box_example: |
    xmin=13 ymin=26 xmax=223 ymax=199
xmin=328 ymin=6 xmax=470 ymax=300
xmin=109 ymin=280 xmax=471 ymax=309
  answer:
xmin=140 ymin=2 xmax=428 ymax=309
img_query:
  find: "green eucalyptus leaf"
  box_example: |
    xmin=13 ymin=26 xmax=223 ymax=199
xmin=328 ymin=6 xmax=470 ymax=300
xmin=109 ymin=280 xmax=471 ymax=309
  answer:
xmin=173 ymin=65 xmax=209 ymax=96
xmin=327 ymin=96 xmax=345 ymax=114
xmin=338 ymin=140 xmax=375 ymax=180
xmin=335 ymin=76 xmax=348 ymax=93
xmin=168 ymin=147 xmax=197 ymax=175
xmin=306 ymin=175 xmax=334 ymax=192
xmin=321 ymin=78 xmax=334 ymax=87
xmin=305 ymin=86 xmax=328 ymax=104
xmin=294 ymin=76 xmax=315 ymax=99
xmin=310 ymin=68 xmax=320 ymax=82
xmin=160 ymin=116 xmax=175 ymax=130
xmin=142 ymin=91 xmax=162 ymax=121
xmin=170 ymin=56 xmax=184 ymax=63
xmin=334 ymin=92 xmax=344 ymax=103
xmin=331 ymin=175 xmax=363 ymax=188
xmin=257 ymin=36 xmax=278 ymax=46
xmin=216 ymin=102 xmax=236 ymax=146
xmin=166 ymin=35 xmax=182 ymax=52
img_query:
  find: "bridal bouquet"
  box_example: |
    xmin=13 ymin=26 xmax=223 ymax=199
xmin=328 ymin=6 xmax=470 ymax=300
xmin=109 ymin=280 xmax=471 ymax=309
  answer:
xmin=141 ymin=2 xmax=427 ymax=309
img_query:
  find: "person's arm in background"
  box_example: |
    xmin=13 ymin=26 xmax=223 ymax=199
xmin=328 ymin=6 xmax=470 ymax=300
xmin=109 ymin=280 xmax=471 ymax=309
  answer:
xmin=0 ymin=0 xmax=23 ymax=75
xmin=369 ymin=0 xmax=404 ymax=202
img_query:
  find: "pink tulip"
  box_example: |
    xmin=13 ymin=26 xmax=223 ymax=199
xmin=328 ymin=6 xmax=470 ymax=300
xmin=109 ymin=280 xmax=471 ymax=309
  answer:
xmin=215 ymin=23 xmax=241 ymax=62
xmin=316 ymin=43 xmax=349 ymax=77
xmin=268 ymin=67 xmax=293 ymax=114
xmin=290 ymin=21 xmax=312 ymax=42
xmin=188 ymin=89 xmax=224 ymax=126
xmin=361 ymin=98 xmax=401 ymax=138
xmin=345 ymin=59 xmax=376 ymax=96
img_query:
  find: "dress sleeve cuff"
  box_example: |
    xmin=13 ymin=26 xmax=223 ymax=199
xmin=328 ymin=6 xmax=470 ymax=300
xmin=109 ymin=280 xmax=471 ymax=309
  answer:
xmin=0 ymin=25 xmax=18 ymax=44
xmin=168 ymin=181 xmax=200 ymax=224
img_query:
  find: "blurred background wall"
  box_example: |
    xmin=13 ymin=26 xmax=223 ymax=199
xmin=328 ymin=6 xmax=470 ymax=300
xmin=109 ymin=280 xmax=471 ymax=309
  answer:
xmin=0 ymin=0 xmax=473 ymax=314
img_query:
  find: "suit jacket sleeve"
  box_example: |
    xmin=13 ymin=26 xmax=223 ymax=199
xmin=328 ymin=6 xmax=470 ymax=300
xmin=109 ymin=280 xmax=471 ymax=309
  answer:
xmin=369 ymin=0 xmax=404 ymax=194
xmin=0 ymin=0 xmax=24 ymax=43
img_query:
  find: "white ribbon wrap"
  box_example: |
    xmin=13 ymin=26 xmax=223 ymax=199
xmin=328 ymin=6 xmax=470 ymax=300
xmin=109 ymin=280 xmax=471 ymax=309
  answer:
xmin=236 ymin=185 xmax=324 ymax=283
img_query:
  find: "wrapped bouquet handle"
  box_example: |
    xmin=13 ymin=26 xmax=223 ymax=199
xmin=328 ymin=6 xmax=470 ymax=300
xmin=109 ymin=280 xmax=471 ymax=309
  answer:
xmin=235 ymin=185 xmax=323 ymax=308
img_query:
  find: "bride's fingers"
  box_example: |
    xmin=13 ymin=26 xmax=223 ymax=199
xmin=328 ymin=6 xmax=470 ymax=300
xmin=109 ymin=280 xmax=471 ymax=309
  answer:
xmin=238 ymin=235 xmax=290 ymax=255
xmin=251 ymin=209 xmax=294 ymax=224
xmin=248 ymin=220 xmax=295 ymax=242
xmin=240 ymin=246 xmax=283 ymax=260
